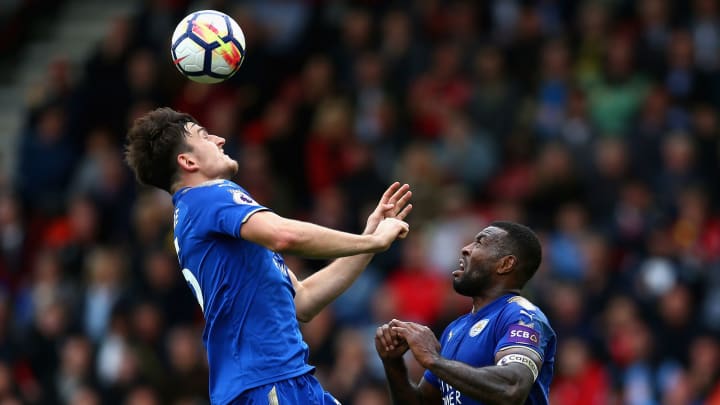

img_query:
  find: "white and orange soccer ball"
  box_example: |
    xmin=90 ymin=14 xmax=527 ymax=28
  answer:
xmin=170 ymin=10 xmax=246 ymax=84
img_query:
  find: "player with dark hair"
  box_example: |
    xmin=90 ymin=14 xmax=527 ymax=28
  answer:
xmin=376 ymin=221 xmax=555 ymax=405
xmin=126 ymin=107 xmax=412 ymax=404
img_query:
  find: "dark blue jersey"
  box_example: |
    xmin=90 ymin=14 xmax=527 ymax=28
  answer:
xmin=424 ymin=293 xmax=556 ymax=405
xmin=172 ymin=180 xmax=313 ymax=404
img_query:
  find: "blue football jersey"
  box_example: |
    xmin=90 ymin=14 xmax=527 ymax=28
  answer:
xmin=172 ymin=180 xmax=314 ymax=404
xmin=423 ymin=293 xmax=556 ymax=405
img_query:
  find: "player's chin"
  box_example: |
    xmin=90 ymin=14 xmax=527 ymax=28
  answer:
xmin=228 ymin=159 xmax=239 ymax=174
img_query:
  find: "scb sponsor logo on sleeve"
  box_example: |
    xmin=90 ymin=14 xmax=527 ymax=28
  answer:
xmin=507 ymin=324 xmax=540 ymax=346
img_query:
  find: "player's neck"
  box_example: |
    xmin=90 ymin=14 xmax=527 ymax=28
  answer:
xmin=471 ymin=286 xmax=522 ymax=313
xmin=178 ymin=173 xmax=222 ymax=190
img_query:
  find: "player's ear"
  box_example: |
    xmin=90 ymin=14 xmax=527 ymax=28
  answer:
xmin=177 ymin=152 xmax=199 ymax=172
xmin=497 ymin=255 xmax=517 ymax=275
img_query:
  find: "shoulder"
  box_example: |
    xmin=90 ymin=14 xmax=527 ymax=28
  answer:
xmin=499 ymin=295 xmax=552 ymax=329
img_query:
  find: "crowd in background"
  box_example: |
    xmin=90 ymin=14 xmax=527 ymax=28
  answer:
xmin=0 ymin=0 xmax=719 ymax=404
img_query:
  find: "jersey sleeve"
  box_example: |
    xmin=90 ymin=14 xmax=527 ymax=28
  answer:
xmin=494 ymin=297 xmax=552 ymax=361
xmin=195 ymin=182 xmax=269 ymax=238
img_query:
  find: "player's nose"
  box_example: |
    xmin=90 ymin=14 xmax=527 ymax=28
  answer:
xmin=211 ymin=135 xmax=226 ymax=147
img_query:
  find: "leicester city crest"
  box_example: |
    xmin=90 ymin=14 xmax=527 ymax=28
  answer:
xmin=469 ymin=319 xmax=489 ymax=337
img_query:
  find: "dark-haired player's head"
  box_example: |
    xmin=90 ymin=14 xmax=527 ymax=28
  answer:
xmin=453 ymin=221 xmax=542 ymax=297
xmin=125 ymin=107 xmax=237 ymax=193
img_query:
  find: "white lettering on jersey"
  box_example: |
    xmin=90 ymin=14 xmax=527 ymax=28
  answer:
xmin=440 ymin=381 xmax=462 ymax=404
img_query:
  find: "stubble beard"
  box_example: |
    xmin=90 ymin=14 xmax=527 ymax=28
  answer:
xmin=453 ymin=265 xmax=492 ymax=297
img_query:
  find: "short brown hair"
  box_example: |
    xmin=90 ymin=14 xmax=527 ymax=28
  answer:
xmin=125 ymin=107 xmax=197 ymax=192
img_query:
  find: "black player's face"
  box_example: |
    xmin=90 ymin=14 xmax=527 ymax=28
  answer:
xmin=452 ymin=227 xmax=507 ymax=296
xmin=183 ymin=123 xmax=238 ymax=179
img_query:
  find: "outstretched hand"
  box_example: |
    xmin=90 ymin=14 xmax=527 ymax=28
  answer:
xmin=364 ymin=182 xmax=413 ymax=235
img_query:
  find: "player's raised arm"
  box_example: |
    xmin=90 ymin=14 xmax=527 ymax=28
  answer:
xmin=240 ymin=209 xmax=408 ymax=258
xmin=290 ymin=182 xmax=412 ymax=322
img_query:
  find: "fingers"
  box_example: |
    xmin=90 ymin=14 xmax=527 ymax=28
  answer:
xmin=381 ymin=182 xmax=402 ymax=205
xmin=396 ymin=203 xmax=413 ymax=221
xmin=388 ymin=186 xmax=411 ymax=216
xmin=376 ymin=323 xmax=401 ymax=351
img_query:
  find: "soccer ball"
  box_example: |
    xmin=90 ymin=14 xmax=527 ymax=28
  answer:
xmin=170 ymin=10 xmax=246 ymax=84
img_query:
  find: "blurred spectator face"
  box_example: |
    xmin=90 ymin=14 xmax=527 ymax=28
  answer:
xmin=343 ymin=9 xmax=372 ymax=49
xmin=658 ymin=284 xmax=692 ymax=327
xmin=144 ymin=250 xmax=176 ymax=291
xmin=60 ymin=335 xmax=92 ymax=377
xmin=381 ymin=10 xmax=411 ymax=54
xmin=262 ymin=101 xmax=292 ymax=139
xmin=0 ymin=192 xmax=20 ymax=228
xmin=536 ymin=142 xmax=574 ymax=181
xmin=692 ymin=104 xmax=718 ymax=137
xmin=132 ymin=302 xmax=163 ymax=344
xmin=124 ymin=386 xmax=160 ymax=405
xmin=604 ymin=296 xmax=639 ymax=335
xmin=516 ymin=6 xmax=542 ymax=39
xmin=101 ymin=17 xmax=131 ymax=59
xmin=689 ymin=335 xmax=719 ymax=377
xmin=548 ymin=283 xmax=583 ymax=325
xmin=541 ymin=40 xmax=570 ymax=79
xmin=302 ymin=56 xmax=334 ymax=100
xmin=86 ymin=247 xmax=124 ymax=288
xmin=312 ymin=99 xmax=351 ymax=140
xmin=127 ymin=49 xmax=158 ymax=92
xmin=70 ymin=386 xmax=101 ymax=405
xmin=667 ymin=30 xmax=694 ymax=68
xmin=639 ymin=0 xmax=669 ymax=27
xmin=0 ymin=362 xmax=14 ymax=398
xmin=36 ymin=300 xmax=68 ymax=338
xmin=432 ymin=43 xmax=462 ymax=80
xmin=606 ymin=35 xmax=635 ymax=78
xmin=474 ymin=47 xmax=503 ymax=82
xmin=167 ymin=326 xmax=201 ymax=373
xmin=578 ymin=1 xmax=608 ymax=39
xmin=68 ymin=196 xmax=99 ymax=244
xmin=310 ymin=187 xmax=346 ymax=230
xmin=132 ymin=190 xmax=173 ymax=244
xmin=676 ymin=186 xmax=709 ymax=225
xmin=556 ymin=203 xmax=588 ymax=235
xmin=694 ymin=0 xmax=718 ymax=15
xmin=640 ymin=86 xmax=670 ymax=125
xmin=399 ymin=232 xmax=430 ymax=270
xmin=37 ymin=106 xmax=66 ymax=143
xmin=557 ymin=337 xmax=591 ymax=377
xmin=447 ymin=0 xmax=477 ymax=40
xmin=580 ymin=233 xmax=609 ymax=279
xmin=355 ymin=53 xmax=384 ymax=88
xmin=594 ymin=138 xmax=628 ymax=178
xmin=661 ymin=132 xmax=694 ymax=172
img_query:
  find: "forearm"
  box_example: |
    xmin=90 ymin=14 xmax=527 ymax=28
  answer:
xmin=382 ymin=358 xmax=424 ymax=405
xmin=294 ymin=253 xmax=373 ymax=321
xmin=427 ymin=358 xmax=530 ymax=405
xmin=268 ymin=218 xmax=382 ymax=258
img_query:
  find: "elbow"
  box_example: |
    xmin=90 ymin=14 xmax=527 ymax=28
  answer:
xmin=267 ymin=230 xmax=300 ymax=253
xmin=295 ymin=310 xmax=314 ymax=323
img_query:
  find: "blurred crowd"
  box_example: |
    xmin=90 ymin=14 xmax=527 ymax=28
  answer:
xmin=0 ymin=0 xmax=719 ymax=404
